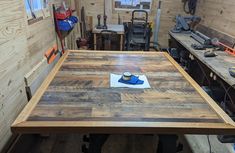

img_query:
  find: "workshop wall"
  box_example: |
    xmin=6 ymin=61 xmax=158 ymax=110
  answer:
xmin=196 ymin=0 xmax=235 ymax=39
xmin=77 ymin=0 xmax=186 ymax=47
xmin=0 ymin=0 xmax=67 ymax=151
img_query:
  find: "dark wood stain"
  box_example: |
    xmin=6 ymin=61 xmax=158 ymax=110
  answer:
xmin=27 ymin=52 xmax=223 ymax=124
xmin=28 ymin=116 xmax=222 ymax=123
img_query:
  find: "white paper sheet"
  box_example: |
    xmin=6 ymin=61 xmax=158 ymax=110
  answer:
xmin=110 ymin=73 xmax=151 ymax=89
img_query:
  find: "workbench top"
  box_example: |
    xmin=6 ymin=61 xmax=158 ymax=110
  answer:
xmin=169 ymin=31 xmax=235 ymax=87
xmin=93 ymin=24 xmax=125 ymax=34
xmin=11 ymin=50 xmax=235 ymax=134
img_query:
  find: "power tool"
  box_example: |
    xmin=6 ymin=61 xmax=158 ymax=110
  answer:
xmin=96 ymin=15 xmax=102 ymax=29
xmin=229 ymin=67 xmax=235 ymax=78
xmin=171 ymin=15 xmax=201 ymax=33
xmin=103 ymin=15 xmax=108 ymax=29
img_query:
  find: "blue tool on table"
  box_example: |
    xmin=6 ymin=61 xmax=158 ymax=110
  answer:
xmin=118 ymin=72 xmax=144 ymax=85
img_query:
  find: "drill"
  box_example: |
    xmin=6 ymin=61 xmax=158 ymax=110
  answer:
xmin=103 ymin=15 xmax=108 ymax=29
xmin=96 ymin=14 xmax=102 ymax=29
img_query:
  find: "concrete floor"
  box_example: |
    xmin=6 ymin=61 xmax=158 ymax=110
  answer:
xmin=185 ymin=135 xmax=234 ymax=153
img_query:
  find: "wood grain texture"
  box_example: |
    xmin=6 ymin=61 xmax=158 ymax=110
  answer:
xmin=0 ymin=0 xmax=69 ymax=151
xmin=196 ymin=0 xmax=235 ymax=40
xmin=0 ymin=0 xmax=26 ymax=45
xmin=169 ymin=31 xmax=235 ymax=88
xmin=11 ymin=50 xmax=235 ymax=134
xmin=0 ymin=0 xmax=29 ymax=150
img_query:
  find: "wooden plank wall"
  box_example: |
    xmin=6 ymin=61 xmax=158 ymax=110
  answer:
xmin=196 ymin=0 xmax=235 ymax=40
xmin=76 ymin=0 xmax=186 ymax=47
xmin=0 ymin=1 xmax=28 ymax=150
xmin=0 ymin=0 xmax=70 ymax=151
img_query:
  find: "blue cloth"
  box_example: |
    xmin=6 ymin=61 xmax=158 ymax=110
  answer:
xmin=118 ymin=75 xmax=144 ymax=85
xmin=69 ymin=16 xmax=78 ymax=23
xmin=58 ymin=16 xmax=78 ymax=31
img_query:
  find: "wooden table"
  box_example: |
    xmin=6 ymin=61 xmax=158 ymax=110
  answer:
xmin=12 ymin=50 xmax=235 ymax=135
xmin=169 ymin=31 xmax=235 ymax=88
xmin=93 ymin=24 xmax=124 ymax=51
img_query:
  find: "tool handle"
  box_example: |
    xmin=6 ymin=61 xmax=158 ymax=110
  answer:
xmin=158 ymin=1 xmax=162 ymax=9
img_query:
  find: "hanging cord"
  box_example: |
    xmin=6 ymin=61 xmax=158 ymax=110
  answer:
xmin=207 ymin=135 xmax=214 ymax=153
xmin=182 ymin=0 xmax=198 ymax=15
xmin=218 ymin=80 xmax=235 ymax=113
xmin=27 ymin=0 xmax=36 ymax=18
xmin=195 ymin=59 xmax=211 ymax=87
xmin=197 ymin=58 xmax=235 ymax=114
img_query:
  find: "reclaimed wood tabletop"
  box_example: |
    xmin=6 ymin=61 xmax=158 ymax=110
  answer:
xmin=11 ymin=50 xmax=235 ymax=134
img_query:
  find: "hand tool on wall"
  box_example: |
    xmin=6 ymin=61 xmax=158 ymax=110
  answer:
xmin=96 ymin=15 xmax=102 ymax=29
xmin=95 ymin=0 xmax=108 ymax=29
xmin=103 ymin=15 xmax=108 ymax=29
xmin=96 ymin=14 xmax=107 ymax=29
xmin=53 ymin=4 xmax=65 ymax=54
xmin=77 ymin=6 xmax=94 ymax=49
xmin=81 ymin=6 xmax=87 ymax=38
xmin=182 ymin=0 xmax=198 ymax=15
xmin=45 ymin=45 xmax=60 ymax=64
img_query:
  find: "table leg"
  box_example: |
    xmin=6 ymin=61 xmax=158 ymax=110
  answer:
xmin=157 ymin=135 xmax=178 ymax=153
xmin=120 ymin=34 xmax=123 ymax=51
xmin=94 ymin=34 xmax=97 ymax=50
xmin=88 ymin=134 xmax=109 ymax=153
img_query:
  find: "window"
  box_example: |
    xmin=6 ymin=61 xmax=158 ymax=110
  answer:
xmin=114 ymin=0 xmax=152 ymax=11
xmin=24 ymin=0 xmax=50 ymax=20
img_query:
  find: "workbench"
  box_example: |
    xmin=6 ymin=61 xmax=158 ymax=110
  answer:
xmin=169 ymin=31 xmax=235 ymax=88
xmin=169 ymin=32 xmax=235 ymax=152
xmin=12 ymin=51 xmax=235 ymax=153
xmin=93 ymin=24 xmax=124 ymax=50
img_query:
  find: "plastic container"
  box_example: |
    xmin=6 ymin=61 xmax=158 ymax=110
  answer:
xmin=55 ymin=9 xmax=72 ymax=20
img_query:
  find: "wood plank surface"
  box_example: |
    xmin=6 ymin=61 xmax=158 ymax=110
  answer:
xmin=0 ymin=0 xmax=68 ymax=150
xmin=169 ymin=31 xmax=235 ymax=88
xmin=11 ymin=50 xmax=235 ymax=134
xmin=196 ymin=0 xmax=235 ymax=40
